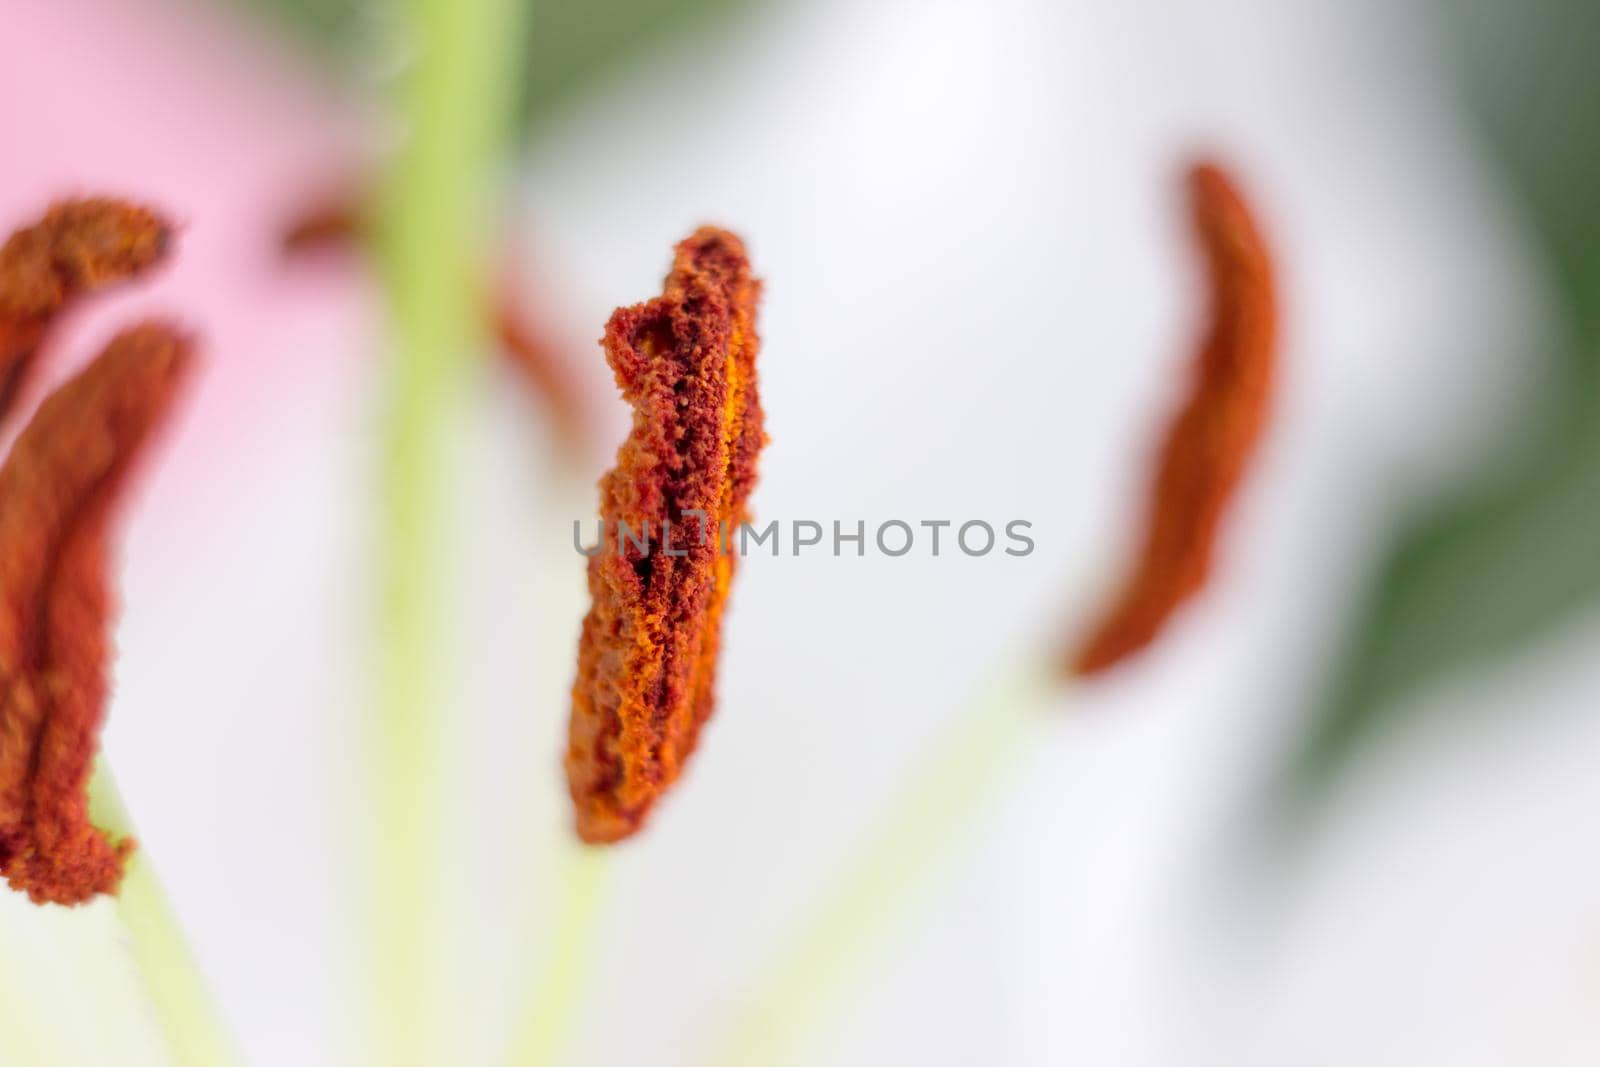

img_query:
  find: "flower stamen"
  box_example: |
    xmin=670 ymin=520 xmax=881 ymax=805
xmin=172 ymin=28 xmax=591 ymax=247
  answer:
xmin=0 ymin=200 xmax=172 ymax=424
xmin=566 ymin=227 xmax=764 ymax=843
xmin=0 ymin=323 xmax=193 ymax=904
xmin=1072 ymin=162 xmax=1277 ymax=675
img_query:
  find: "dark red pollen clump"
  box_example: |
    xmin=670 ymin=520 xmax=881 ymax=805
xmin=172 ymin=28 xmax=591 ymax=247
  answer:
xmin=566 ymin=227 xmax=764 ymax=843
xmin=0 ymin=199 xmax=172 ymax=425
xmin=0 ymin=323 xmax=193 ymax=904
xmin=1072 ymin=162 xmax=1277 ymax=676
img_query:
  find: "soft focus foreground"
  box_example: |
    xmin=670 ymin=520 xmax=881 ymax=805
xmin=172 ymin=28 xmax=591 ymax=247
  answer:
xmin=1 ymin=1 xmax=1598 ymax=1066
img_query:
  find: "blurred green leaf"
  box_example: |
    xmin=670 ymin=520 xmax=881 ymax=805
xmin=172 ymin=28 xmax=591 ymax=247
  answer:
xmin=1285 ymin=0 xmax=1600 ymax=803
xmin=228 ymin=0 xmax=763 ymax=133
xmin=515 ymin=0 xmax=758 ymax=131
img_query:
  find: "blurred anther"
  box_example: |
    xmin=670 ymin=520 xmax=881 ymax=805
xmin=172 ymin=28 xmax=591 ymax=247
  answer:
xmin=282 ymin=191 xmax=592 ymax=456
xmin=281 ymin=195 xmax=361 ymax=255
xmin=1071 ymin=161 xmax=1277 ymax=676
xmin=0 ymin=199 xmax=173 ymax=426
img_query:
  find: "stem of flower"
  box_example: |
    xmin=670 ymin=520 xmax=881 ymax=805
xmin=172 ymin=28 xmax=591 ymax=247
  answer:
xmin=0 ymin=962 xmax=53 ymax=1064
xmin=88 ymin=761 xmax=246 ymax=1067
xmin=500 ymin=477 xmax=609 ymax=1067
xmin=705 ymin=659 xmax=1060 ymax=1067
xmin=367 ymin=0 xmax=524 ymax=1063
xmin=508 ymin=844 xmax=611 ymax=1067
